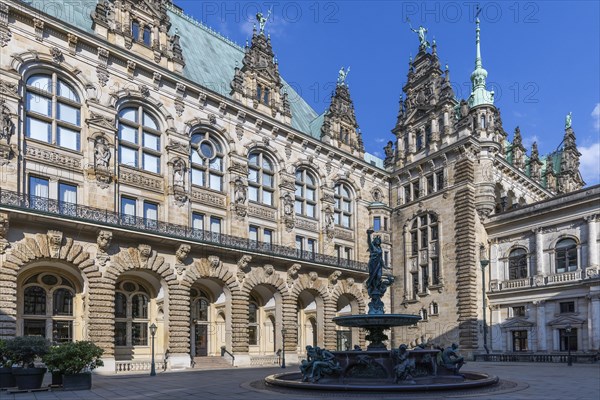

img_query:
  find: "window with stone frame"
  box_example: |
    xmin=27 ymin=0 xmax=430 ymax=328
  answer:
xmin=114 ymin=280 xmax=151 ymax=347
xmin=248 ymin=151 xmax=275 ymax=206
xmin=25 ymin=73 xmax=81 ymax=151
xmin=512 ymin=330 xmax=528 ymax=352
xmin=118 ymin=106 xmax=161 ymax=174
xmin=555 ymin=238 xmax=577 ymax=273
xmin=190 ymin=289 xmax=210 ymax=323
xmin=559 ymin=328 xmax=578 ymax=351
xmin=409 ymin=213 xmax=440 ymax=293
xmin=22 ymin=272 xmax=76 ymax=342
xmin=334 ymin=183 xmax=353 ymax=228
xmin=295 ymin=169 xmax=318 ymax=218
xmin=191 ymin=132 xmax=224 ymax=191
xmin=256 ymin=84 xmax=270 ymax=105
xmin=508 ymin=248 xmax=528 ymax=280
xmin=248 ymin=297 xmax=259 ymax=346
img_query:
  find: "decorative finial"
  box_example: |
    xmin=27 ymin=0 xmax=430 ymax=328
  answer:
xmin=565 ymin=112 xmax=572 ymax=129
xmin=256 ymin=7 xmax=272 ymax=34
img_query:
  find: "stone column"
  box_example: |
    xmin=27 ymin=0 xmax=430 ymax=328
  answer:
xmin=589 ymin=294 xmax=600 ymax=351
xmin=535 ymin=228 xmax=544 ymax=275
xmin=534 ymin=300 xmax=547 ymax=351
xmin=587 ymin=215 xmax=598 ymax=269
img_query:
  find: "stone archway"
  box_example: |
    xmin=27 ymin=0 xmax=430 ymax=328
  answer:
xmin=234 ymin=266 xmax=288 ymax=354
xmin=288 ymin=274 xmax=330 ymax=350
xmin=181 ymin=258 xmax=240 ymax=355
xmin=0 ymin=231 xmax=99 ymax=339
xmin=330 ymin=279 xmax=367 ymax=349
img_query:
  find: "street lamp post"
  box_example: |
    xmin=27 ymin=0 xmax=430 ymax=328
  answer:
xmin=281 ymin=328 xmax=286 ymax=369
xmin=150 ymin=323 xmax=158 ymax=376
xmin=565 ymin=324 xmax=572 ymax=366
xmin=480 ymin=244 xmax=490 ymax=354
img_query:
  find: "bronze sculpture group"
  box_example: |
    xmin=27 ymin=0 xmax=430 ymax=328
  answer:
xmin=300 ymin=345 xmax=341 ymax=383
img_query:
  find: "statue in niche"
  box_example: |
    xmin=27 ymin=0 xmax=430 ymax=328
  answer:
xmin=384 ymin=141 xmax=394 ymax=159
xmin=94 ymin=137 xmax=111 ymax=169
xmin=0 ymin=106 xmax=13 ymax=143
xmin=283 ymin=192 xmax=294 ymax=216
xmin=234 ymin=177 xmax=246 ymax=204
xmin=173 ymin=158 xmax=186 ymax=189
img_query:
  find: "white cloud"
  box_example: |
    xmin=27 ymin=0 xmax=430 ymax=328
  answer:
xmin=522 ymin=135 xmax=539 ymax=149
xmin=375 ymin=138 xmax=386 ymax=144
xmin=592 ymin=103 xmax=600 ymax=130
xmin=579 ymin=141 xmax=600 ymax=185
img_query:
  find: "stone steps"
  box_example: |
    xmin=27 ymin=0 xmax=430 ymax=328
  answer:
xmin=191 ymin=356 xmax=234 ymax=370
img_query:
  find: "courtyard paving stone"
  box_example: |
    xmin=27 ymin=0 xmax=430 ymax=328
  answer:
xmin=1 ymin=362 xmax=598 ymax=400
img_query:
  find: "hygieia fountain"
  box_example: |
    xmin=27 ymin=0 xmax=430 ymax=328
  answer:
xmin=265 ymin=230 xmax=499 ymax=391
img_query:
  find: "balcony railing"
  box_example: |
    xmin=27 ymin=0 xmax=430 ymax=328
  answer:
xmin=0 ymin=189 xmax=368 ymax=273
xmin=492 ymin=270 xmax=587 ymax=292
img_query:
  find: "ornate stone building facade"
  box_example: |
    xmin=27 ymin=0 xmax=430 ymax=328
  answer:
xmin=0 ymin=0 xmax=597 ymax=373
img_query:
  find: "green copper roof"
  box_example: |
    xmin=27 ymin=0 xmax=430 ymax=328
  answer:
xmin=364 ymin=153 xmax=384 ymax=168
xmin=309 ymin=112 xmax=325 ymax=138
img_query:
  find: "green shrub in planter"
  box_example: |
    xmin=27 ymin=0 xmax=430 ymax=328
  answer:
xmin=43 ymin=341 xmax=104 ymax=391
xmin=6 ymin=336 xmax=50 ymax=390
xmin=0 ymin=339 xmax=16 ymax=389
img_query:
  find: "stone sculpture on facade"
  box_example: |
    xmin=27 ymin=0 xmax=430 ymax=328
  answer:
xmin=96 ymin=230 xmax=112 ymax=266
xmin=175 ymin=244 xmax=191 ymax=275
xmin=0 ymin=212 xmax=9 ymax=254
xmin=0 ymin=102 xmax=14 ymax=164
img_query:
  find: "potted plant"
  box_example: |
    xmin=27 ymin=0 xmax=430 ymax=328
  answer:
xmin=0 ymin=339 xmax=16 ymax=389
xmin=42 ymin=341 xmax=104 ymax=391
xmin=6 ymin=336 xmax=49 ymax=390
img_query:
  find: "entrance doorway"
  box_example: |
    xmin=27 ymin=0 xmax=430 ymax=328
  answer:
xmin=195 ymin=324 xmax=208 ymax=356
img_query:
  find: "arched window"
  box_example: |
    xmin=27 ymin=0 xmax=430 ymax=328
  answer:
xmin=248 ymin=299 xmax=259 ymax=346
xmin=118 ymin=106 xmax=161 ymax=173
xmin=191 ymin=132 xmax=224 ymax=191
xmin=194 ymin=298 xmax=209 ymax=322
xmin=334 ymin=183 xmax=352 ymax=228
xmin=21 ymin=273 xmax=75 ymax=342
xmin=556 ymin=238 xmax=577 ymax=273
xmin=248 ymin=152 xmax=274 ymax=206
xmin=25 ymin=73 xmax=81 ymax=151
xmin=295 ymin=169 xmax=317 ymax=218
xmin=509 ymin=248 xmax=528 ymax=279
xmin=114 ymin=280 xmax=151 ymax=347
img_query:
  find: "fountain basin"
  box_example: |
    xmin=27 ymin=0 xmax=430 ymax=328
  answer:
xmin=333 ymin=314 xmax=421 ymax=328
xmin=265 ymin=371 xmax=499 ymax=391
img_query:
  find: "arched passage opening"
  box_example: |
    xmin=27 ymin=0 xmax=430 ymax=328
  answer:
xmin=296 ymin=289 xmax=324 ymax=351
xmin=336 ymin=293 xmax=360 ymax=350
xmin=248 ymin=284 xmax=282 ymax=355
xmin=190 ymin=278 xmax=231 ymax=357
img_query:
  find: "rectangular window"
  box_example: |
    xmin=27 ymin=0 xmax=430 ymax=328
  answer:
xmin=335 ymin=245 xmax=341 ymax=264
xmin=23 ymin=319 xmax=46 ymax=338
xmin=413 ymin=181 xmax=420 ymax=199
xmin=29 ymin=176 xmax=49 ymax=211
xmin=248 ymin=326 xmax=258 ymax=346
xmin=192 ymin=213 xmax=204 ymax=231
xmin=345 ymin=247 xmax=352 ymax=262
xmin=295 ymin=200 xmax=303 ymax=215
xmin=307 ymin=238 xmax=316 ymax=259
xmin=57 ymin=103 xmax=80 ymax=126
xmin=52 ymin=321 xmax=73 ymax=343
xmin=58 ymin=182 xmax=77 ymax=216
xmin=119 ymin=124 xmax=137 ymax=144
xmin=421 ymin=265 xmax=429 ymax=290
xmin=209 ymin=173 xmax=222 ymax=191
xmin=120 ymin=146 xmax=138 ymax=168
xmin=143 ymin=152 xmax=160 ymax=173
xmin=132 ymin=322 xmax=148 ymax=346
xmin=431 ymin=225 xmax=439 ymax=241
xmin=512 ymin=306 xmax=526 ymax=317
xmin=132 ymin=21 xmax=140 ymax=41
xmin=264 ymin=229 xmax=273 ymax=248
xmin=559 ymin=328 xmax=578 ymax=351
xmin=143 ymin=202 xmax=158 ymax=229
xmin=342 ymin=214 xmax=350 ymax=228
xmin=114 ymin=322 xmax=127 ymax=346
xmin=210 ymin=217 xmax=221 ymax=236
xmin=512 ymin=330 xmax=528 ymax=352
xmin=263 ymin=190 xmax=273 ymax=206
xmin=432 ymin=258 xmax=440 ymax=285
xmin=26 ymin=117 xmax=51 ymax=143
xmin=384 ymin=217 xmax=388 ymax=231
xmin=191 ymin=168 xmax=205 ymax=187
xmin=143 ymin=132 xmax=160 ymax=151
xmin=248 ymin=186 xmax=259 ymax=202
xmin=373 ymin=216 xmax=381 ymax=232
xmin=249 ymin=225 xmax=259 ymax=246
xmin=412 ymin=273 xmax=419 ymax=300
xmin=296 ymin=235 xmax=304 ymax=256
xmin=411 ymin=231 xmax=418 ymax=255
xmin=421 ymin=228 xmax=428 ymax=248
xmin=404 ymin=185 xmax=411 ymax=203
xmin=427 ymin=175 xmax=434 ymax=195
xmin=306 ymin=204 xmax=316 ymax=218
xmin=560 ymin=301 xmax=575 ymax=314
xmin=57 ymin=126 xmax=80 ymax=151
xmin=26 ymin=92 xmax=51 ymax=116
xmin=384 ymin=251 xmax=389 ymax=268
xmin=121 ymin=196 xmax=136 ymax=225
xmin=143 ymin=27 xmax=151 ymax=46
xmin=436 ymin=170 xmax=444 ymax=190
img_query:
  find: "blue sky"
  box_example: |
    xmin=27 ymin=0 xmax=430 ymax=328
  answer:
xmin=173 ymin=0 xmax=600 ymax=185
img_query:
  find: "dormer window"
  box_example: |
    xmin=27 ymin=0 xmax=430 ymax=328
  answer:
xmin=341 ymin=128 xmax=350 ymax=144
xmin=416 ymin=133 xmax=423 ymax=150
xmin=143 ymin=26 xmax=152 ymax=46
xmin=132 ymin=21 xmax=140 ymax=41
xmin=131 ymin=21 xmax=151 ymax=46
xmin=256 ymin=85 xmax=270 ymax=105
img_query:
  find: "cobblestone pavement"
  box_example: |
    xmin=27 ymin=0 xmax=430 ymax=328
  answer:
xmin=2 ymin=362 xmax=599 ymax=400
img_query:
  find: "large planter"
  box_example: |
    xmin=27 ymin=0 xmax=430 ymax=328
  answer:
xmin=51 ymin=371 xmax=63 ymax=386
xmin=0 ymin=367 xmax=16 ymax=389
xmin=63 ymin=372 xmax=92 ymax=391
xmin=12 ymin=367 xmax=47 ymax=390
